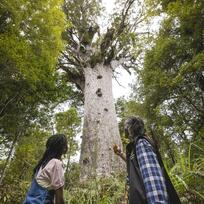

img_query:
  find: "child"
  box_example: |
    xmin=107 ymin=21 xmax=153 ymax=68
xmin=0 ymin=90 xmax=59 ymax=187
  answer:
xmin=23 ymin=134 xmax=68 ymax=204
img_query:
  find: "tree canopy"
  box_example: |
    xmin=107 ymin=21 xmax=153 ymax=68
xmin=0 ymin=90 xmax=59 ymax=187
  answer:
xmin=0 ymin=0 xmax=70 ymax=150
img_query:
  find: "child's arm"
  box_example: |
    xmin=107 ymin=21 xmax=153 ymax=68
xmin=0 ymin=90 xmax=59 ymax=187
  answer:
xmin=55 ymin=187 xmax=65 ymax=204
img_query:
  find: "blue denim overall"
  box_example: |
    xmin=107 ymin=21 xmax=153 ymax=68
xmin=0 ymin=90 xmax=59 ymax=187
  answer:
xmin=23 ymin=178 xmax=54 ymax=204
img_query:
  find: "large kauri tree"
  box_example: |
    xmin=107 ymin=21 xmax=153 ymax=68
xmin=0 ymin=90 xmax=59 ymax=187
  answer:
xmin=59 ymin=0 xmax=146 ymax=179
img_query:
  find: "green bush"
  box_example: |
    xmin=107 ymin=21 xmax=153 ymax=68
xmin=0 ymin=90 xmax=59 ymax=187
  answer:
xmin=166 ymin=143 xmax=204 ymax=203
xmin=64 ymin=173 xmax=126 ymax=204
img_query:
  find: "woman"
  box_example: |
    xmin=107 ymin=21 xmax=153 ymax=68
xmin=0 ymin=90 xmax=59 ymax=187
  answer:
xmin=23 ymin=134 xmax=68 ymax=204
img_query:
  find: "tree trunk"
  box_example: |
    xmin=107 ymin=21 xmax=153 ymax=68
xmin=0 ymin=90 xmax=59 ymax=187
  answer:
xmin=0 ymin=134 xmax=18 ymax=185
xmin=80 ymin=63 xmax=125 ymax=180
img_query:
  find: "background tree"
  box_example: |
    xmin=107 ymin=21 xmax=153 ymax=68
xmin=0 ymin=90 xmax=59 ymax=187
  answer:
xmin=0 ymin=127 xmax=49 ymax=203
xmin=139 ymin=0 xmax=204 ymax=152
xmin=55 ymin=107 xmax=81 ymax=187
xmin=0 ymin=0 xmax=70 ymax=184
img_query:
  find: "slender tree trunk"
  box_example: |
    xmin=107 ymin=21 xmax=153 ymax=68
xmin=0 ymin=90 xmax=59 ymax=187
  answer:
xmin=65 ymin=152 xmax=71 ymax=189
xmin=80 ymin=64 xmax=125 ymax=180
xmin=65 ymin=143 xmax=72 ymax=186
xmin=0 ymin=134 xmax=18 ymax=185
xmin=65 ymin=150 xmax=71 ymax=175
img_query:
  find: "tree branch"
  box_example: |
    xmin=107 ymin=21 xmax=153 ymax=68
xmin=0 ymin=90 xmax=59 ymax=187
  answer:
xmin=59 ymin=61 xmax=85 ymax=92
xmin=117 ymin=0 xmax=135 ymax=36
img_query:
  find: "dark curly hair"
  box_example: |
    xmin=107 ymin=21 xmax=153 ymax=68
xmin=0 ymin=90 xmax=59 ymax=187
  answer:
xmin=124 ymin=116 xmax=145 ymax=139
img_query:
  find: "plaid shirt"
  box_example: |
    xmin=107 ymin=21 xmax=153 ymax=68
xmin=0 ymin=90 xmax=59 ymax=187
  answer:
xmin=135 ymin=138 xmax=169 ymax=204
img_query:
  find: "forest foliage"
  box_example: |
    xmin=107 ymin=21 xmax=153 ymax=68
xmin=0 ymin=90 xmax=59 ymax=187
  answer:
xmin=0 ymin=0 xmax=204 ymax=203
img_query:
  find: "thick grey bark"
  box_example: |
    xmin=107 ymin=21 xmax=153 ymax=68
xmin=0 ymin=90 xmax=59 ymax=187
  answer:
xmin=80 ymin=64 xmax=125 ymax=179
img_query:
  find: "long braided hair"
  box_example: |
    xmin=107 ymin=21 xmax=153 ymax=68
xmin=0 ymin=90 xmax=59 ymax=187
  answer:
xmin=33 ymin=134 xmax=67 ymax=174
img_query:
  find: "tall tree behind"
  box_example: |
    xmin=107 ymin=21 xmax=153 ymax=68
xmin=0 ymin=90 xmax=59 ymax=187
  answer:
xmin=55 ymin=107 xmax=81 ymax=186
xmin=0 ymin=0 xmax=68 ymax=184
xmin=0 ymin=127 xmax=49 ymax=203
xmin=59 ymin=0 xmax=146 ymax=179
xmin=140 ymin=0 xmax=204 ymax=146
